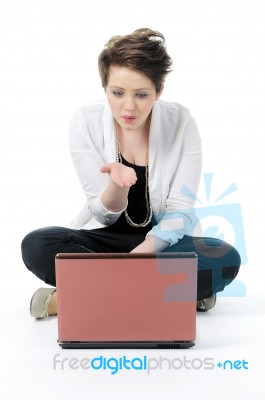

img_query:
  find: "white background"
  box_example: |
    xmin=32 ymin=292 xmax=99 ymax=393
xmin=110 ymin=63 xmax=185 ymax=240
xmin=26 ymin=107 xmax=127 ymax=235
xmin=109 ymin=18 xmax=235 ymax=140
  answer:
xmin=0 ymin=0 xmax=264 ymax=398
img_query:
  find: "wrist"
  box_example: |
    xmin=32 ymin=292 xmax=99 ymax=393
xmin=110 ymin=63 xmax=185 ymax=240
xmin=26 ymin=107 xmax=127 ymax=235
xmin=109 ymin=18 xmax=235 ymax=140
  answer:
xmin=101 ymin=182 xmax=129 ymax=212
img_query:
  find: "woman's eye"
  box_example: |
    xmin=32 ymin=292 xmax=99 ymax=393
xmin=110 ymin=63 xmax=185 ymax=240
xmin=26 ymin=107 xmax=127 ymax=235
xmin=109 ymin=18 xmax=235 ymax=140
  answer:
xmin=113 ymin=91 xmax=123 ymax=97
xmin=136 ymin=93 xmax=148 ymax=98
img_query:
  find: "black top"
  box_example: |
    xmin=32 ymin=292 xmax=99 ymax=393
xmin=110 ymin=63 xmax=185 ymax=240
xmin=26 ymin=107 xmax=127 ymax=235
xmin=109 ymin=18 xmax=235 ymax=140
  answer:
xmin=104 ymin=155 xmax=153 ymax=234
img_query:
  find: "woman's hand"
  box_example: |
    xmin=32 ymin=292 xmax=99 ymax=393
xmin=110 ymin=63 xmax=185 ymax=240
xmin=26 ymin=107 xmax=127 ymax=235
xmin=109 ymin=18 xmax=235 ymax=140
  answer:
xmin=130 ymin=235 xmax=169 ymax=253
xmin=100 ymin=163 xmax=137 ymax=188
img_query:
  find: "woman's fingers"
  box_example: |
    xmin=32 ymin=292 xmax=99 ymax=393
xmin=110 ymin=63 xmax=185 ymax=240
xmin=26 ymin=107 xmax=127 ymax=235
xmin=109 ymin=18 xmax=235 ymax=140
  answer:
xmin=100 ymin=165 xmax=111 ymax=173
xmin=100 ymin=163 xmax=137 ymax=187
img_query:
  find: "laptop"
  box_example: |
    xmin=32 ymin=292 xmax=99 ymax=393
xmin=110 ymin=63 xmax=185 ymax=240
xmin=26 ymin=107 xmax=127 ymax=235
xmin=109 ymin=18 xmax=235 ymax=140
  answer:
xmin=55 ymin=252 xmax=197 ymax=349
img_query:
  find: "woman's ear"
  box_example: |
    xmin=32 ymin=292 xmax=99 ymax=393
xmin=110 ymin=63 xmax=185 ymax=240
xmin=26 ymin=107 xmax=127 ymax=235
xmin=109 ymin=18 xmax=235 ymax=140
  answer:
xmin=155 ymin=84 xmax=164 ymax=100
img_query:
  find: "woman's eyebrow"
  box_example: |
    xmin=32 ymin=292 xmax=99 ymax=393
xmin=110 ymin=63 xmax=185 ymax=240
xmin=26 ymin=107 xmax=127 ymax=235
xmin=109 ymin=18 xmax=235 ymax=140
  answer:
xmin=109 ymin=86 xmax=152 ymax=91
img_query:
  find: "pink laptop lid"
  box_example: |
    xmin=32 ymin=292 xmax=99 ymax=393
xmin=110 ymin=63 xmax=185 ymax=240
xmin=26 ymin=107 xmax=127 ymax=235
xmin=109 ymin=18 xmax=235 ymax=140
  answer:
xmin=55 ymin=253 xmax=197 ymax=344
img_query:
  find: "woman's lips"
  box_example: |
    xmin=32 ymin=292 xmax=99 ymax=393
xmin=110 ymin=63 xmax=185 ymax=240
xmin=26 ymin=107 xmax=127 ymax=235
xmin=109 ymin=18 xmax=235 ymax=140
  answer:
xmin=121 ymin=116 xmax=137 ymax=123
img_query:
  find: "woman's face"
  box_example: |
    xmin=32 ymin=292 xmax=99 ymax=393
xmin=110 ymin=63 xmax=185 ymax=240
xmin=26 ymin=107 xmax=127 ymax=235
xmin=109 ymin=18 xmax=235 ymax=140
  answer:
xmin=105 ymin=65 xmax=162 ymax=131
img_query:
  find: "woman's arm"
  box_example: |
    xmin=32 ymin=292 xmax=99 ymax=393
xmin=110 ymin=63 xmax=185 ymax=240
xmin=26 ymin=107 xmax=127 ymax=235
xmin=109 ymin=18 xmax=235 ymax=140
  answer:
xmin=69 ymin=107 xmax=139 ymax=225
xmin=69 ymin=108 xmax=125 ymax=225
xmin=100 ymin=163 xmax=137 ymax=211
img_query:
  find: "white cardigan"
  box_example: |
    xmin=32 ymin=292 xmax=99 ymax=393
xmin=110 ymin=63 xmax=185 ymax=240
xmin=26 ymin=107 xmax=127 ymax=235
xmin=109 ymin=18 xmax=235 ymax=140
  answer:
xmin=69 ymin=98 xmax=202 ymax=246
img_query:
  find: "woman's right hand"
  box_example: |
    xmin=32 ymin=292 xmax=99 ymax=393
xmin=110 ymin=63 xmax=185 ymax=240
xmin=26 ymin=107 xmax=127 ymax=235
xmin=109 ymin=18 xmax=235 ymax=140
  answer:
xmin=100 ymin=163 xmax=137 ymax=188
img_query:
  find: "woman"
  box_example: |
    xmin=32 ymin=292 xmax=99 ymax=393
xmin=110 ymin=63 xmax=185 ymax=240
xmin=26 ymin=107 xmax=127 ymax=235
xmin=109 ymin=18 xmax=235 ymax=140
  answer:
xmin=22 ymin=28 xmax=241 ymax=319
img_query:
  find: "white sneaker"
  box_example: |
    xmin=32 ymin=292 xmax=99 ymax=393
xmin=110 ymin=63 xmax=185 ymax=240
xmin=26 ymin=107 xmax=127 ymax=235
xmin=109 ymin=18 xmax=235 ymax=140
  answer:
xmin=197 ymin=294 xmax=216 ymax=311
xmin=30 ymin=287 xmax=56 ymax=319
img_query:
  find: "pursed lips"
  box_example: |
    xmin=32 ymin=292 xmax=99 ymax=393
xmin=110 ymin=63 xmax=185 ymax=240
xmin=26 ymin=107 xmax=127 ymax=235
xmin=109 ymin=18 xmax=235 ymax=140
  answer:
xmin=121 ymin=115 xmax=137 ymax=122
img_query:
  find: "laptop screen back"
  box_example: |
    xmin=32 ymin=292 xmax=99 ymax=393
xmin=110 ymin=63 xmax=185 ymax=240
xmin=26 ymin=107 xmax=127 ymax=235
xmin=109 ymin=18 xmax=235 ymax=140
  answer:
xmin=55 ymin=252 xmax=197 ymax=344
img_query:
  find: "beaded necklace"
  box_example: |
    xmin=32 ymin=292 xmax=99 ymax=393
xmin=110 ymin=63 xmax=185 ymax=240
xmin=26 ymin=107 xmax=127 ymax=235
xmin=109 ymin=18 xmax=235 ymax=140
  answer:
xmin=114 ymin=118 xmax=153 ymax=228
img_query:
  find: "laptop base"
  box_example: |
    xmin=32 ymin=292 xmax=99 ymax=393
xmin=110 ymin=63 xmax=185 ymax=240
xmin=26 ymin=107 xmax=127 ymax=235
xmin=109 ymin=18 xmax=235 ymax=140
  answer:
xmin=58 ymin=340 xmax=195 ymax=349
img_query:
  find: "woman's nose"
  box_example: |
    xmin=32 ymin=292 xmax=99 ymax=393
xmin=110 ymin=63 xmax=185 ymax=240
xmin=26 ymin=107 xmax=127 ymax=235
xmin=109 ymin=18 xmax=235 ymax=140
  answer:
xmin=124 ymin=96 xmax=136 ymax=111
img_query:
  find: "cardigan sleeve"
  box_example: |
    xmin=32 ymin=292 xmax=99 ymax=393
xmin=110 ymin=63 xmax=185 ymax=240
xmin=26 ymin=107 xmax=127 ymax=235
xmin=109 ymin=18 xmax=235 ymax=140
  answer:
xmin=69 ymin=107 xmax=127 ymax=226
xmin=146 ymin=115 xmax=202 ymax=245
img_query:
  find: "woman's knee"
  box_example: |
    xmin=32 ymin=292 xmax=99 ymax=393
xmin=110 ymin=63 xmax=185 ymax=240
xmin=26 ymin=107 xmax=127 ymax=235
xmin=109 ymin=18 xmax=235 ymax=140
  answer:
xmin=21 ymin=228 xmax=48 ymax=269
xmin=21 ymin=227 xmax=61 ymax=285
xmin=193 ymin=236 xmax=241 ymax=266
xmin=21 ymin=226 xmax=64 ymax=268
xmin=221 ymin=245 xmax=241 ymax=283
xmin=194 ymin=237 xmax=241 ymax=297
xmin=227 ymin=245 xmax=241 ymax=268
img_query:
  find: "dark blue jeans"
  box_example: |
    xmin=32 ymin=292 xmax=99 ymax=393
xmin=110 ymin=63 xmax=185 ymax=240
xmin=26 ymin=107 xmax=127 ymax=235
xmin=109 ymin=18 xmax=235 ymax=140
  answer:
xmin=21 ymin=226 xmax=240 ymax=300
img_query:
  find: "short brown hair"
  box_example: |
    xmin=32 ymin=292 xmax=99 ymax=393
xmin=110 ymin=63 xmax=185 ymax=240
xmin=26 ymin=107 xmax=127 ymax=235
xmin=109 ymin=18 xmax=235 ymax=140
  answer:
xmin=98 ymin=28 xmax=173 ymax=93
